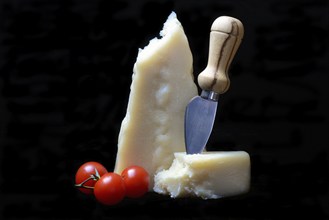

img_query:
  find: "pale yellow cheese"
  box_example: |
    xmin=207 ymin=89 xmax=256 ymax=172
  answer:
xmin=114 ymin=11 xmax=250 ymax=198
xmin=114 ymin=12 xmax=198 ymax=188
xmin=154 ymin=151 xmax=250 ymax=199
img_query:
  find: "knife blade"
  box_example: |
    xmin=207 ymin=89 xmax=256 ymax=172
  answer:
xmin=185 ymin=16 xmax=244 ymax=154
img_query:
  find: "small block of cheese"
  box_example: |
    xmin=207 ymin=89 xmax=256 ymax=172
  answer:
xmin=114 ymin=12 xmax=198 ymax=189
xmin=154 ymin=151 xmax=250 ymax=199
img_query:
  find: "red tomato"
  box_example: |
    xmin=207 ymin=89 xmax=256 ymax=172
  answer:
xmin=121 ymin=165 xmax=149 ymax=198
xmin=94 ymin=172 xmax=126 ymax=205
xmin=75 ymin=161 xmax=108 ymax=195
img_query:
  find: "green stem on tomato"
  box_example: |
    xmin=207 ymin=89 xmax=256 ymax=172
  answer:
xmin=75 ymin=168 xmax=101 ymax=189
xmin=75 ymin=176 xmax=95 ymax=189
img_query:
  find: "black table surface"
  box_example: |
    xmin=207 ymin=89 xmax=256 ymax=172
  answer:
xmin=0 ymin=0 xmax=328 ymax=219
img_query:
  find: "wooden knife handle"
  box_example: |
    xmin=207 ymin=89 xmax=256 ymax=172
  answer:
xmin=198 ymin=16 xmax=244 ymax=94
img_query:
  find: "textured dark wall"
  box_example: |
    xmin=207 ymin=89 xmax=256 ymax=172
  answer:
xmin=0 ymin=0 xmax=328 ymax=219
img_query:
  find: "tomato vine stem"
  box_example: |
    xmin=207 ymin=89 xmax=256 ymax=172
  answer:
xmin=75 ymin=168 xmax=101 ymax=189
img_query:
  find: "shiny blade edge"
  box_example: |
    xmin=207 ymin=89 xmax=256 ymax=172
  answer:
xmin=184 ymin=96 xmax=218 ymax=154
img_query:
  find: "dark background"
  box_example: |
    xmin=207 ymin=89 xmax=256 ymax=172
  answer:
xmin=0 ymin=0 xmax=328 ymax=219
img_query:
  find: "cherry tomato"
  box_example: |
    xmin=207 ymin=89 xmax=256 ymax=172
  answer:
xmin=94 ymin=172 xmax=126 ymax=205
xmin=75 ymin=161 xmax=108 ymax=195
xmin=121 ymin=165 xmax=149 ymax=198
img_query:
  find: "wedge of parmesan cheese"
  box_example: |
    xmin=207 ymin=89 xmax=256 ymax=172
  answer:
xmin=114 ymin=12 xmax=250 ymax=198
xmin=114 ymin=12 xmax=198 ymax=188
xmin=154 ymin=151 xmax=250 ymax=199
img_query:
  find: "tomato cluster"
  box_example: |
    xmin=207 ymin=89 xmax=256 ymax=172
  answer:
xmin=75 ymin=162 xmax=149 ymax=205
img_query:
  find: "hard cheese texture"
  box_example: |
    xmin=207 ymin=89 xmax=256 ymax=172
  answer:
xmin=154 ymin=152 xmax=250 ymax=199
xmin=114 ymin=12 xmax=198 ymax=188
xmin=115 ymin=11 xmax=250 ymax=198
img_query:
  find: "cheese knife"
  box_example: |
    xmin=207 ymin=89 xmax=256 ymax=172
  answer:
xmin=185 ymin=16 xmax=244 ymax=154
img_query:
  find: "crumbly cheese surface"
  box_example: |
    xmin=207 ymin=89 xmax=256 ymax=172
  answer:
xmin=114 ymin=12 xmax=198 ymax=188
xmin=114 ymin=12 xmax=250 ymax=198
xmin=154 ymin=151 xmax=250 ymax=199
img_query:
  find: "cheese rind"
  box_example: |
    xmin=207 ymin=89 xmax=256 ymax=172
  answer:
xmin=114 ymin=12 xmax=198 ymax=189
xmin=154 ymin=151 xmax=250 ymax=199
